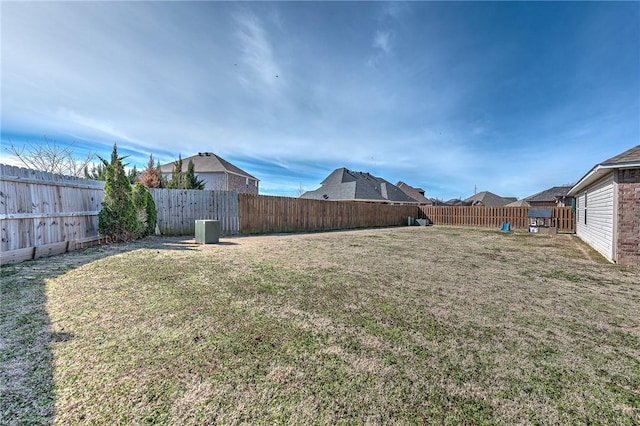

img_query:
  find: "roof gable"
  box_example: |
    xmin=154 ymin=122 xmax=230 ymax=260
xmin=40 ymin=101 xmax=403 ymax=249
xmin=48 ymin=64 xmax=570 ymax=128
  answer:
xmin=396 ymin=181 xmax=429 ymax=203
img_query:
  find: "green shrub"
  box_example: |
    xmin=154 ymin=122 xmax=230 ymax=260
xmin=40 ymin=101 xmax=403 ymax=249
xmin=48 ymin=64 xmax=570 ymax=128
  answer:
xmin=185 ymin=159 xmax=205 ymax=189
xmin=132 ymin=183 xmax=158 ymax=237
xmin=98 ymin=144 xmax=141 ymax=242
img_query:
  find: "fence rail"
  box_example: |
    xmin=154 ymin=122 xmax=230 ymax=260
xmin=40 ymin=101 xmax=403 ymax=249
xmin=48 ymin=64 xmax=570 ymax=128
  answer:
xmin=239 ymin=194 xmax=416 ymax=234
xmin=418 ymin=206 xmax=575 ymax=233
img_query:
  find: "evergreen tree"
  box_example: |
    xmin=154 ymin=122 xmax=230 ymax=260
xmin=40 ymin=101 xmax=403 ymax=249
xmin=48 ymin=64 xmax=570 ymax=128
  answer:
xmin=185 ymin=159 xmax=205 ymax=190
xmin=128 ymin=165 xmax=138 ymax=184
xmin=84 ymin=163 xmax=107 ymax=181
xmin=132 ymin=182 xmax=157 ymax=236
xmin=98 ymin=144 xmax=140 ymax=242
xmin=156 ymin=160 xmax=168 ymax=188
xmin=168 ymin=154 xmax=185 ymax=189
xmin=139 ymin=154 xmax=162 ymax=188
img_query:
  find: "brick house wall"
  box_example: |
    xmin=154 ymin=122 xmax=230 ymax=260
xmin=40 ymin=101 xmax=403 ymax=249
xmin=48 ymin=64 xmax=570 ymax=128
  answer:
xmin=616 ymin=169 xmax=640 ymax=266
xmin=228 ymin=173 xmax=259 ymax=195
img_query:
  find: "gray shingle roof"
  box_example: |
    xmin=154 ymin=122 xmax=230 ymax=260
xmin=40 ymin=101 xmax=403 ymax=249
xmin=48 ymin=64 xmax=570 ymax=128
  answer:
xmin=159 ymin=152 xmax=257 ymax=180
xmin=301 ymin=168 xmax=415 ymax=202
xmin=602 ymin=144 xmax=640 ymax=166
xmin=569 ymin=144 xmax=640 ymax=195
xmin=524 ymin=186 xmax=572 ymax=202
xmin=464 ymin=191 xmax=516 ymax=206
xmin=505 ymin=199 xmax=530 ymax=207
xmin=396 ymin=181 xmax=429 ymax=203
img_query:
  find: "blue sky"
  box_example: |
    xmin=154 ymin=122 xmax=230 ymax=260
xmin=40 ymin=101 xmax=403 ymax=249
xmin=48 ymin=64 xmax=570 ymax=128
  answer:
xmin=1 ymin=1 xmax=638 ymax=200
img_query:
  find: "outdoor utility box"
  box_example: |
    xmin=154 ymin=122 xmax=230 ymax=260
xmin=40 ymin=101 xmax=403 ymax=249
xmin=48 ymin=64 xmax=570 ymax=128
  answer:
xmin=527 ymin=208 xmax=555 ymax=234
xmin=195 ymin=220 xmax=220 ymax=244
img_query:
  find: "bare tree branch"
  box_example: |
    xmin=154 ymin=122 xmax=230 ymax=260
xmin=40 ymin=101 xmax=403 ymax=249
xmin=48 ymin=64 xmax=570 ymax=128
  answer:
xmin=5 ymin=137 xmax=96 ymax=177
xmin=297 ymin=183 xmax=305 ymax=197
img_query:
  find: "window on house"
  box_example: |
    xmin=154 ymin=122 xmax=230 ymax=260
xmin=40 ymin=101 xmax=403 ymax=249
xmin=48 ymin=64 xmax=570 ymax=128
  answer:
xmin=584 ymin=193 xmax=587 ymax=225
xmin=246 ymin=177 xmax=249 ymax=188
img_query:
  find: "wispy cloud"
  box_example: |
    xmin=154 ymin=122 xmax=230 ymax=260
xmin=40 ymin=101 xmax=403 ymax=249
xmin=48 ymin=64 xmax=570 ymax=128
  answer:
xmin=373 ymin=30 xmax=392 ymax=54
xmin=56 ymin=108 xmax=136 ymax=144
xmin=368 ymin=29 xmax=393 ymax=67
xmin=234 ymin=10 xmax=280 ymax=88
xmin=380 ymin=2 xmax=409 ymax=21
xmin=368 ymin=2 xmax=406 ymax=67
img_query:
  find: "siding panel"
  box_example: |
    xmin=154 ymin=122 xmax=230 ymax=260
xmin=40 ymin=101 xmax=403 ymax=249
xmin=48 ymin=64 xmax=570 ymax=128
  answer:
xmin=575 ymin=173 xmax=615 ymax=261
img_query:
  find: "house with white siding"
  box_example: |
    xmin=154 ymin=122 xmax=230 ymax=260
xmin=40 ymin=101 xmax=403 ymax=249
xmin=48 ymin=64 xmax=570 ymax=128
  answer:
xmin=568 ymin=145 xmax=640 ymax=266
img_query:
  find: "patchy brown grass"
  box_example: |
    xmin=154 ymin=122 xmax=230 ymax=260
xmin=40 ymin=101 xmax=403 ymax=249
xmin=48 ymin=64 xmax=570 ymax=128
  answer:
xmin=1 ymin=226 xmax=639 ymax=425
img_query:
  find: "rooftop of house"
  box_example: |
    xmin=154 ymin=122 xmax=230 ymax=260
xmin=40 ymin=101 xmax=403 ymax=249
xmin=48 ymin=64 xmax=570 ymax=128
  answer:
xmin=445 ymin=198 xmax=468 ymax=206
xmin=602 ymin=144 xmax=640 ymax=166
xmin=301 ymin=168 xmax=415 ymax=202
xmin=464 ymin=191 xmax=517 ymax=206
xmin=159 ymin=152 xmax=257 ymax=180
xmin=505 ymin=199 xmax=530 ymax=207
xmin=569 ymin=144 xmax=640 ymax=195
xmin=396 ymin=181 xmax=429 ymax=203
xmin=524 ymin=185 xmax=573 ymax=202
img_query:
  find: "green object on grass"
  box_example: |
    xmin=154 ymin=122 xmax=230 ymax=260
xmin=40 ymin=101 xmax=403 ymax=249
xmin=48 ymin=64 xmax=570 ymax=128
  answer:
xmin=195 ymin=220 xmax=220 ymax=244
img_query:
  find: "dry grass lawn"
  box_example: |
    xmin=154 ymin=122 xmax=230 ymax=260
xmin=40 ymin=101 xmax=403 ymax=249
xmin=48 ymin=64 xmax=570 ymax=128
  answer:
xmin=1 ymin=226 xmax=639 ymax=425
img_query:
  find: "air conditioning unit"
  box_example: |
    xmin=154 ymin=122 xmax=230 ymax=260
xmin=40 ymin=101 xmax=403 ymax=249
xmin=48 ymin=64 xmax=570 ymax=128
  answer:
xmin=195 ymin=220 xmax=220 ymax=244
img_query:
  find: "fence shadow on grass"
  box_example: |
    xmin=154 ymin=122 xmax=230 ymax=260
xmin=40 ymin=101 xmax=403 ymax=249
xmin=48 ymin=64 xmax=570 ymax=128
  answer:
xmin=0 ymin=235 xmax=215 ymax=424
xmin=2 ymin=259 xmax=68 ymax=424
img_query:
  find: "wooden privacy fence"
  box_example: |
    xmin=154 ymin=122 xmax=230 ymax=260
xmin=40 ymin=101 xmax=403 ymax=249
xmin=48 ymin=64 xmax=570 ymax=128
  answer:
xmin=0 ymin=168 xmax=241 ymax=264
xmin=418 ymin=206 xmax=575 ymax=233
xmin=0 ymin=165 xmax=105 ymax=264
xmin=239 ymin=194 xmax=417 ymax=234
xmin=150 ymin=188 xmax=239 ymax=235
xmin=1 ymin=164 xmax=577 ymax=266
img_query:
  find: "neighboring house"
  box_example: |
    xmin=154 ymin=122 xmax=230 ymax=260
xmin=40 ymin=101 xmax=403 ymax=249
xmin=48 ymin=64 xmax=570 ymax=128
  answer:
xmin=464 ymin=191 xmax=517 ymax=206
xmin=505 ymin=199 xmax=530 ymax=207
xmin=159 ymin=152 xmax=259 ymax=194
xmin=568 ymin=145 xmax=640 ymax=266
xmin=300 ymin=168 xmax=415 ymax=202
xmin=396 ymin=181 xmax=430 ymax=204
xmin=445 ymin=198 xmax=470 ymax=206
xmin=524 ymin=185 xmax=574 ymax=207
